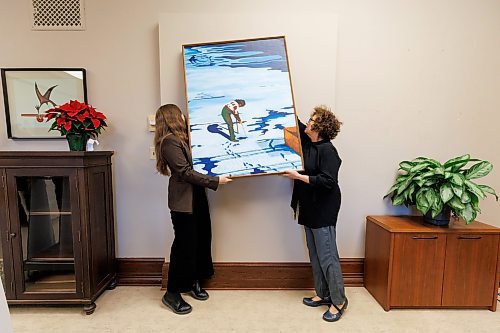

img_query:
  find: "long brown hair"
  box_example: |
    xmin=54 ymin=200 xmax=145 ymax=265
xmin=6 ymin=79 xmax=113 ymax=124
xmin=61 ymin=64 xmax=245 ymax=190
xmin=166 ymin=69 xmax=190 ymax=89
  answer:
xmin=154 ymin=104 xmax=188 ymax=175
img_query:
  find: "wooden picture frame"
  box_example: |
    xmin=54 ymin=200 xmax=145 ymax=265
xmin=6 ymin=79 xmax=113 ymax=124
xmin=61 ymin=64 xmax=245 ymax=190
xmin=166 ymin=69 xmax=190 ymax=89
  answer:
xmin=182 ymin=36 xmax=304 ymax=177
xmin=1 ymin=68 xmax=87 ymax=139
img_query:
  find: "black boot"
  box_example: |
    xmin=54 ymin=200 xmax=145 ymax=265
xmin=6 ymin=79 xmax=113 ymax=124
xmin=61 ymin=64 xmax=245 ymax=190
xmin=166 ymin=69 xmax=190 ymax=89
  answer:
xmin=190 ymin=280 xmax=209 ymax=300
xmin=162 ymin=292 xmax=192 ymax=314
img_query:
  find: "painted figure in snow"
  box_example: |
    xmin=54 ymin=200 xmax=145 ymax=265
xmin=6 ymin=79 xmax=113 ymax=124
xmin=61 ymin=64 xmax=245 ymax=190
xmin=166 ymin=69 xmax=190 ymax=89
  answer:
xmin=220 ymin=99 xmax=246 ymax=142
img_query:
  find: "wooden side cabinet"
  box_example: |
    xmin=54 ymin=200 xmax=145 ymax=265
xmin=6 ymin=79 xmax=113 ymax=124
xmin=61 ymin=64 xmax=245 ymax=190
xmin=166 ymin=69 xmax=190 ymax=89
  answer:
xmin=364 ymin=215 xmax=499 ymax=311
xmin=0 ymin=152 xmax=116 ymax=314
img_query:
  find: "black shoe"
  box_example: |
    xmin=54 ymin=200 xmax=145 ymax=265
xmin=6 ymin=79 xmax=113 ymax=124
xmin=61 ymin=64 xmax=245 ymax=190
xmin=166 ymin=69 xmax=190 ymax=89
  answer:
xmin=189 ymin=280 xmax=209 ymax=300
xmin=302 ymin=296 xmax=332 ymax=307
xmin=162 ymin=292 xmax=192 ymax=314
xmin=322 ymin=298 xmax=348 ymax=322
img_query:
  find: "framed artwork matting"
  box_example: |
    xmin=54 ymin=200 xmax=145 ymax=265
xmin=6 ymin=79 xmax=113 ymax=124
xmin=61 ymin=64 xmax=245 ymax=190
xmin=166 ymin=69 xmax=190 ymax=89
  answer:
xmin=1 ymin=68 xmax=87 ymax=139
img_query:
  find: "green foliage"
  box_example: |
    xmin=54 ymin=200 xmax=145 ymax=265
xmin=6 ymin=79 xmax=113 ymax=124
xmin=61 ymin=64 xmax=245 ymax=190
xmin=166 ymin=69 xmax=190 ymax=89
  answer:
xmin=385 ymin=155 xmax=498 ymax=224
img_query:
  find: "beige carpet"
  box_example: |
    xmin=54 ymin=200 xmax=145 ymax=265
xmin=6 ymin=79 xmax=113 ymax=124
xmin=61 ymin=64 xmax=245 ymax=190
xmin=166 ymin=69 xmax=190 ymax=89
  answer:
xmin=9 ymin=287 xmax=500 ymax=332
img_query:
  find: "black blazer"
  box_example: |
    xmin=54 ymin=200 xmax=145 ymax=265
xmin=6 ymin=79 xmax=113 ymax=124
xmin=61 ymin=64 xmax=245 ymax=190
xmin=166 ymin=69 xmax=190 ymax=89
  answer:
xmin=291 ymin=121 xmax=342 ymax=228
xmin=161 ymin=135 xmax=218 ymax=213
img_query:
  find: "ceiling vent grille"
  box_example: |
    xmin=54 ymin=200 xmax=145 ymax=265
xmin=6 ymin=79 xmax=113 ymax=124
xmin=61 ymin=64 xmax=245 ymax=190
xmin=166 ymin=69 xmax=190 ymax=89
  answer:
xmin=31 ymin=0 xmax=86 ymax=31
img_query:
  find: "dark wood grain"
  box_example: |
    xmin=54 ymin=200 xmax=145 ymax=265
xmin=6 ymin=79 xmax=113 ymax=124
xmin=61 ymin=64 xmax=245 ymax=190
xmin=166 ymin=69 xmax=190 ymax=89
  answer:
xmin=367 ymin=215 xmax=499 ymax=233
xmin=159 ymin=260 xmax=363 ymax=290
xmin=390 ymin=233 xmax=446 ymax=306
xmin=0 ymin=152 xmax=115 ymax=312
xmin=365 ymin=215 xmax=500 ymax=311
xmin=364 ymin=221 xmax=392 ymax=310
xmin=117 ymin=258 xmax=164 ymax=285
xmin=442 ymin=234 xmax=499 ymax=307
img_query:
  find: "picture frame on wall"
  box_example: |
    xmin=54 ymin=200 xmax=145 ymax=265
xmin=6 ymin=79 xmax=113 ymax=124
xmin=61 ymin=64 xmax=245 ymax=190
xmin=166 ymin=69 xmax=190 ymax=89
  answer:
xmin=182 ymin=36 xmax=304 ymax=178
xmin=1 ymin=68 xmax=87 ymax=139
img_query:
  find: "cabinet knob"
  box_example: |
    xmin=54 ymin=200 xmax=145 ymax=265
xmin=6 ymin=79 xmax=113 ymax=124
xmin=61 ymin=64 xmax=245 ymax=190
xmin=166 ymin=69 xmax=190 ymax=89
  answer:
xmin=9 ymin=232 xmax=16 ymax=238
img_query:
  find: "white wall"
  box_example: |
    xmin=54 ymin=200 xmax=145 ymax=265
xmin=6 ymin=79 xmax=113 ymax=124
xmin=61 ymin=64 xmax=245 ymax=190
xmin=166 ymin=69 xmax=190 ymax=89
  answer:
xmin=0 ymin=0 xmax=499 ymax=260
xmin=158 ymin=12 xmax=338 ymax=262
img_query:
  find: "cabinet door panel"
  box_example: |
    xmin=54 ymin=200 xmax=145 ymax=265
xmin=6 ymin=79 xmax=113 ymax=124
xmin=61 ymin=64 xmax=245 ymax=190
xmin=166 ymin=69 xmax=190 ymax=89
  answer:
xmin=87 ymin=167 xmax=112 ymax=292
xmin=390 ymin=233 xmax=446 ymax=306
xmin=442 ymin=234 xmax=499 ymax=306
xmin=5 ymin=168 xmax=83 ymax=300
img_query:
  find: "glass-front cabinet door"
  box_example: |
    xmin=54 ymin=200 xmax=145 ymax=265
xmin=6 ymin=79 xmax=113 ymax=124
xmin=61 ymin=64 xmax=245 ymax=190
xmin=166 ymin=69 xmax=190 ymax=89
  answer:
xmin=5 ymin=168 xmax=83 ymax=299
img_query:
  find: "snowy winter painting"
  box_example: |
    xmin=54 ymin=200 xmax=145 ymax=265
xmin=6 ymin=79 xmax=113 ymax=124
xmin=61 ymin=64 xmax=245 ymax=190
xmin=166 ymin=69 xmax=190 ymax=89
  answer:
xmin=182 ymin=36 xmax=304 ymax=177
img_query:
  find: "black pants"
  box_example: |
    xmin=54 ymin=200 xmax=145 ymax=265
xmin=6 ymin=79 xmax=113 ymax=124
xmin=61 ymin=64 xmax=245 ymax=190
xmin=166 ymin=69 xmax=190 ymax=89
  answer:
xmin=167 ymin=187 xmax=214 ymax=293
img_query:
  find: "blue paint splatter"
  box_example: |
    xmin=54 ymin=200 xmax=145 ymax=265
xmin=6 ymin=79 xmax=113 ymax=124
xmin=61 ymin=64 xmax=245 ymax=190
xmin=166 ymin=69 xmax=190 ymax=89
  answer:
xmin=248 ymin=109 xmax=292 ymax=135
xmin=194 ymin=157 xmax=218 ymax=175
xmin=188 ymin=54 xmax=214 ymax=67
xmin=189 ymin=93 xmax=225 ymax=102
xmin=184 ymin=39 xmax=290 ymax=72
xmin=273 ymin=143 xmax=295 ymax=154
xmin=251 ymin=168 xmax=266 ymax=174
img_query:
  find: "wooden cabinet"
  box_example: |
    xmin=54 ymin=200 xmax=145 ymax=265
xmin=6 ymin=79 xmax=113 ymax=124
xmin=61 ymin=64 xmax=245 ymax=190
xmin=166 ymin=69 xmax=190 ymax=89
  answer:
xmin=390 ymin=233 xmax=446 ymax=307
xmin=0 ymin=152 xmax=116 ymax=314
xmin=364 ymin=215 xmax=499 ymax=311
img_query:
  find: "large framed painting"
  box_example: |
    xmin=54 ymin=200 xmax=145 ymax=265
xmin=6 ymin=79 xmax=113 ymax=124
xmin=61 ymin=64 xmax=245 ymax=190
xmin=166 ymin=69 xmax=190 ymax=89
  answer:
xmin=182 ymin=36 xmax=304 ymax=177
xmin=1 ymin=68 xmax=87 ymax=139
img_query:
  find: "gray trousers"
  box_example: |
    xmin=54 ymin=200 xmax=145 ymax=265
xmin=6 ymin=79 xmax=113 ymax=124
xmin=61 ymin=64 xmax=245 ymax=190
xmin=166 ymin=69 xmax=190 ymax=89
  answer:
xmin=305 ymin=225 xmax=346 ymax=304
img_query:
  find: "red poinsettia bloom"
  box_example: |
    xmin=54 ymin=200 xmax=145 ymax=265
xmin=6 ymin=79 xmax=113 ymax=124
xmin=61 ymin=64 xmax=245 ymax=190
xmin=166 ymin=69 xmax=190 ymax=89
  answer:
xmin=45 ymin=100 xmax=107 ymax=137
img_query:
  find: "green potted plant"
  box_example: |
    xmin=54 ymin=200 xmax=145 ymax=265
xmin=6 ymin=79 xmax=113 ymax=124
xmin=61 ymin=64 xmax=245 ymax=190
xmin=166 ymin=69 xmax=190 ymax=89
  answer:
xmin=385 ymin=154 xmax=498 ymax=225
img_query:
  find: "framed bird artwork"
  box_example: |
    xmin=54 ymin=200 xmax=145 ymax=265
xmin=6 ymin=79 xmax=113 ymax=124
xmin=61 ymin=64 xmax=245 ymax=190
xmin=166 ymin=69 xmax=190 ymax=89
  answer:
xmin=1 ymin=68 xmax=87 ymax=139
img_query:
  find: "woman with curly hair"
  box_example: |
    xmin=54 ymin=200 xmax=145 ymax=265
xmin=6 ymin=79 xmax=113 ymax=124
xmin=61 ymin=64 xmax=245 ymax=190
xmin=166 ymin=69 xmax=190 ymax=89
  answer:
xmin=283 ymin=105 xmax=347 ymax=322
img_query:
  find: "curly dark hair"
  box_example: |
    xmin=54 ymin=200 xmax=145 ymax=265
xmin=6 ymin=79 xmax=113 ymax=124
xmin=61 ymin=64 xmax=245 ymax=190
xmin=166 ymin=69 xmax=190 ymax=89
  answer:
xmin=310 ymin=105 xmax=342 ymax=140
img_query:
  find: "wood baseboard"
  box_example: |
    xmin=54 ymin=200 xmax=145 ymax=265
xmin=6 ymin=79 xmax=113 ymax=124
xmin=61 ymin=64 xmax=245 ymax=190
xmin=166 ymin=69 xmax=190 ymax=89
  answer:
xmin=116 ymin=258 xmax=363 ymax=289
xmin=116 ymin=258 xmax=163 ymax=285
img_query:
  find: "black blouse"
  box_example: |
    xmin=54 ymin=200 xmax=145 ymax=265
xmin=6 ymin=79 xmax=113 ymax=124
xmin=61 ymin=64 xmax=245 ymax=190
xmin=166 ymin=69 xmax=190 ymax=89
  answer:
xmin=291 ymin=120 xmax=342 ymax=228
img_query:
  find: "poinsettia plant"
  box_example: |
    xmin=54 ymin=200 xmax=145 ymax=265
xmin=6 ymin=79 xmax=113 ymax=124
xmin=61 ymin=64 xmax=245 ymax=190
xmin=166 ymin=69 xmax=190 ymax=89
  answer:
xmin=45 ymin=100 xmax=107 ymax=137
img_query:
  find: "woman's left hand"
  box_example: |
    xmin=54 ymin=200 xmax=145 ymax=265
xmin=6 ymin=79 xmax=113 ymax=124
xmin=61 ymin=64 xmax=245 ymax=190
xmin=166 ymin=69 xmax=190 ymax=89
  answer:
xmin=282 ymin=170 xmax=301 ymax=179
xmin=282 ymin=170 xmax=310 ymax=183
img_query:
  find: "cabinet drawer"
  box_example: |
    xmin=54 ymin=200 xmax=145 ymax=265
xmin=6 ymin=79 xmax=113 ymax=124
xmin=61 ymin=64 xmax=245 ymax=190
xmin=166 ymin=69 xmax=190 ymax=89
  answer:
xmin=390 ymin=233 xmax=446 ymax=306
xmin=442 ymin=234 xmax=499 ymax=306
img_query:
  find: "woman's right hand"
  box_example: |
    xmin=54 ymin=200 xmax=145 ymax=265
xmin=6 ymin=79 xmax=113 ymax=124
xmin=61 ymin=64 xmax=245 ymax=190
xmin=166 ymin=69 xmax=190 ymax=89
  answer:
xmin=218 ymin=175 xmax=233 ymax=185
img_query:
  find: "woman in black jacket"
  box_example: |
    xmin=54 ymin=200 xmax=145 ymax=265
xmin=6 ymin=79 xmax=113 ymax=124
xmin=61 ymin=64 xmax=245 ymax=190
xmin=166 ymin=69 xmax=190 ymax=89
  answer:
xmin=283 ymin=105 xmax=347 ymax=322
xmin=154 ymin=104 xmax=232 ymax=315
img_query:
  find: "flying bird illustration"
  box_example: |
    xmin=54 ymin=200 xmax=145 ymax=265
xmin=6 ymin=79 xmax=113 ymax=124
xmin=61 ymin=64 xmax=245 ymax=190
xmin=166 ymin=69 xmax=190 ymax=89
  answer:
xmin=19 ymin=82 xmax=59 ymax=122
xmin=34 ymin=82 xmax=57 ymax=112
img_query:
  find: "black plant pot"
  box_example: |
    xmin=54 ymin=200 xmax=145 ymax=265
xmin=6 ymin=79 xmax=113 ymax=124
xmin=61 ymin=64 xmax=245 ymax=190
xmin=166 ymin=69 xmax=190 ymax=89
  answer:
xmin=423 ymin=207 xmax=451 ymax=226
